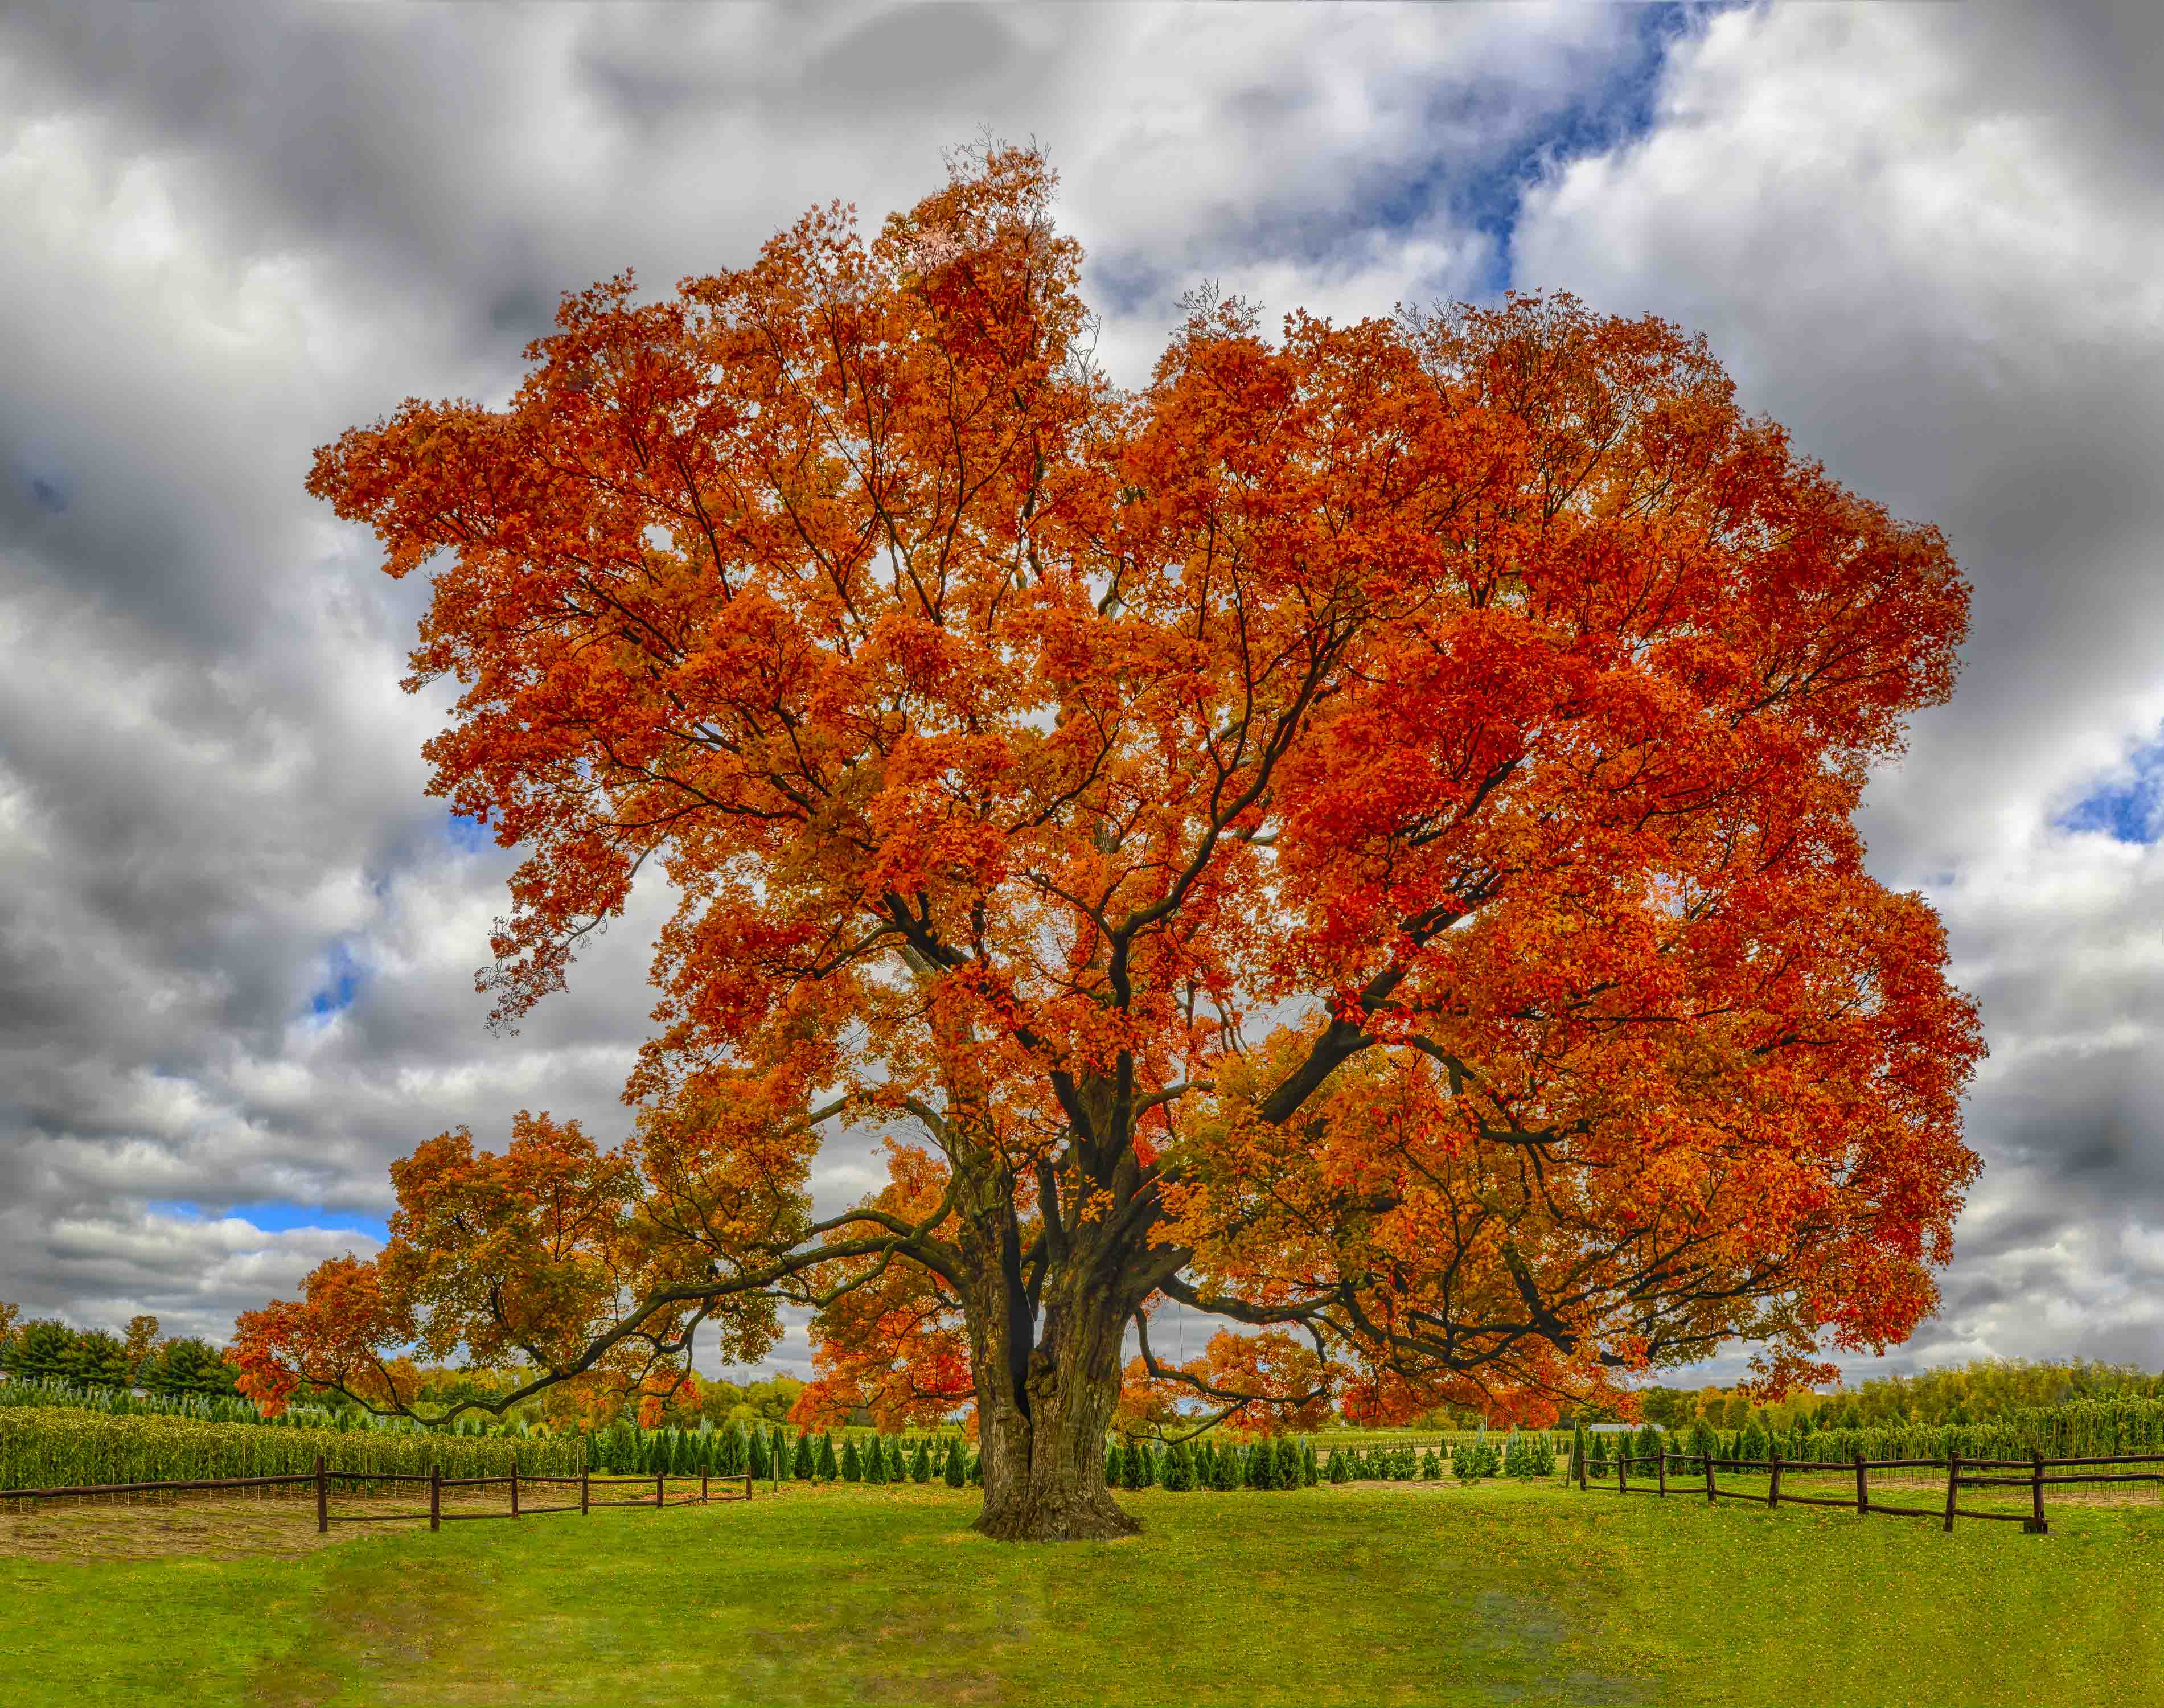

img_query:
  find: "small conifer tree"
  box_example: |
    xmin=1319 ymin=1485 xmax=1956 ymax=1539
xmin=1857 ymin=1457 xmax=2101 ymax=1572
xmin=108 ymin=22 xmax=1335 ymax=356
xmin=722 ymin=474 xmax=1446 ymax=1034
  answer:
xmin=792 ymin=1430 xmax=815 ymax=1480
xmin=816 ymin=1431 xmax=839 ymax=1480
xmin=749 ymin=1426 xmax=771 ymax=1480
xmin=945 ymin=1438 xmax=966 ymax=1487
xmin=910 ymin=1437 xmax=933 ymax=1483
xmin=1164 ymin=1439 xmax=1195 ymax=1492
xmin=841 ymin=1436 xmax=863 ymax=1481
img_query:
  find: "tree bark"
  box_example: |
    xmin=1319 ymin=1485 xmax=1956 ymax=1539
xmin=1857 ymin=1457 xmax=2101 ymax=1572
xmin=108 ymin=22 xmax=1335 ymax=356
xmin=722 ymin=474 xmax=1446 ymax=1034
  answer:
xmin=974 ymin=1268 xmax=1138 ymax=1541
xmin=952 ymin=1157 xmax=1143 ymax=1541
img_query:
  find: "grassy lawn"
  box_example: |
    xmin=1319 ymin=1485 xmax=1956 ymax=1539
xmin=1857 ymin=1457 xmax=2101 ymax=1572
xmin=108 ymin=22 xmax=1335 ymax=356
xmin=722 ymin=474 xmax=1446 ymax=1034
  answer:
xmin=2 ymin=1480 xmax=2158 ymax=1705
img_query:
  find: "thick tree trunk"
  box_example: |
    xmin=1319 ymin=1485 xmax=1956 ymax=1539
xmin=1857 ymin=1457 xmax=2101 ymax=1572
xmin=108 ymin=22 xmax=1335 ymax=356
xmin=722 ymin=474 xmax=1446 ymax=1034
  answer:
xmin=952 ymin=1159 xmax=1144 ymax=1541
xmin=974 ymin=1276 xmax=1138 ymax=1541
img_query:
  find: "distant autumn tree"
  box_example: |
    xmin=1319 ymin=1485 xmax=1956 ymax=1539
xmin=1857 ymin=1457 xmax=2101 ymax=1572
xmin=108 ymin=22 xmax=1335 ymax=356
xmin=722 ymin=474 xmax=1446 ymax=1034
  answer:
xmin=238 ymin=144 xmax=1983 ymax=1541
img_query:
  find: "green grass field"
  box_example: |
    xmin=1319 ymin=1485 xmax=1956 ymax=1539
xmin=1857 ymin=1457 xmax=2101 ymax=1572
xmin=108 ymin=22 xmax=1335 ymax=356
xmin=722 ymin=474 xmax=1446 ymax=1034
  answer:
xmin=2 ymin=1480 xmax=2157 ymax=1705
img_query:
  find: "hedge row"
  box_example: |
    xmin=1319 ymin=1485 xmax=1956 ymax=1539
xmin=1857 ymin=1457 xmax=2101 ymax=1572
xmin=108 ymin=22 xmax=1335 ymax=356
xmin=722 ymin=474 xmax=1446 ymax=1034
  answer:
xmin=0 ymin=1405 xmax=583 ymax=1490
xmin=1582 ymin=1396 xmax=2164 ymax=1477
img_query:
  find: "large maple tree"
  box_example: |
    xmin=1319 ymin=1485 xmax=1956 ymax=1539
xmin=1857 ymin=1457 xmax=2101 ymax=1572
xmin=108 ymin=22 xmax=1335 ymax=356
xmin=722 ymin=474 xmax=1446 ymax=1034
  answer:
xmin=237 ymin=146 xmax=1984 ymax=1541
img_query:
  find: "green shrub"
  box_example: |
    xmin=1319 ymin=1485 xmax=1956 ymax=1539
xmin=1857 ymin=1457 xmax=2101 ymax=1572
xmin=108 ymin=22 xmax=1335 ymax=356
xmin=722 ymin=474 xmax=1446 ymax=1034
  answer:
xmin=1163 ymin=1439 xmax=1196 ymax=1492
xmin=816 ymin=1432 xmax=839 ymax=1480
xmin=910 ymin=1438 xmax=933 ymax=1483
xmin=945 ymin=1438 xmax=966 ymax=1487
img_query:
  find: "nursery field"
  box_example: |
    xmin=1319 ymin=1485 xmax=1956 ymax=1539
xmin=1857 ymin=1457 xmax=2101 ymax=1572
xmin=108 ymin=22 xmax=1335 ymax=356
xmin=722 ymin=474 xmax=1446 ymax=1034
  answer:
xmin=2 ymin=1480 xmax=2158 ymax=1706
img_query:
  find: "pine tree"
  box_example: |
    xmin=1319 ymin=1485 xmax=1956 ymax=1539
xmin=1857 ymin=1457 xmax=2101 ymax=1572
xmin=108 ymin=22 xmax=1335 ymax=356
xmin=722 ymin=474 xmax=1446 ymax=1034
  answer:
xmin=770 ymin=1424 xmax=789 ymax=1485
xmin=945 ymin=1438 xmax=967 ymax=1487
xmin=817 ymin=1431 xmax=839 ymax=1480
xmin=749 ymin=1426 xmax=771 ymax=1481
xmin=841 ymin=1436 xmax=863 ymax=1481
xmin=910 ymin=1437 xmax=933 ymax=1483
xmin=1124 ymin=1439 xmax=1149 ymax=1492
xmin=1302 ymin=1439 xmax=1319 ymax=1487
xmin=789 ymin=1430 xmax=812 ymax=1480
xmin=1164 ymin=1440 xmax=1195 ymax=1492
xmin=1571 ymin=1422 xmax=1588 ymax=1485
xmin=1327 ymin=1447 xmax=1349 ymax=1485
xmin=1209 ymin=1440 xmax=1235 ymax=1492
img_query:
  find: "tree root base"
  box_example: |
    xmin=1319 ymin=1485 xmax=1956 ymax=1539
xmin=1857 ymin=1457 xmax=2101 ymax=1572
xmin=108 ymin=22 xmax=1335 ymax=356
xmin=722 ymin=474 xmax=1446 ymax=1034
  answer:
xmin=972 ymin=1490 xmax=1143 ymax=1542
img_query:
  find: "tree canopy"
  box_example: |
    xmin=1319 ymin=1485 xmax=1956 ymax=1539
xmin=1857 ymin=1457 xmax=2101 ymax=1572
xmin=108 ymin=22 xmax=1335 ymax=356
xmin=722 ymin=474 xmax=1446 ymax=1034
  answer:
xmin=237 ymin=143 xmax=1982 ymax=1539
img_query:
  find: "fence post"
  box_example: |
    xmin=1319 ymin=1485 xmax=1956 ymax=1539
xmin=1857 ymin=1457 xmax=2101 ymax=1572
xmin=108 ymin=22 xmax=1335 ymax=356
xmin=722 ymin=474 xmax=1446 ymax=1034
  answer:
xmin=1704 ymin=1452 xmax=1716 ymax=1505
xmin=656 ymin=1472 xmax=664 ymax=1510
xmin=1577 ymin=1442 xmax=1587 ymax=1491
xmin=1617 ymin=1448 xmax=1628 ymax=1496
xmin=745 ymin=1472 xmax=753 ymax=1501
xmin=430 ymin=1465 xmax=440 ymax=1533
xmin=316 ymin=1454 xmax=327 ymax=1534
xmin=580 ymin=1465 xmax=589 ymax=1517
xmin=511 ymin=1464 xmax=520 ymax=1518
xmin=1769 ymin=1449 xmax=1781 ymax=1510
xmin=2029 ymin=1450 xmax=2048 ymax=1535
xmin=1854 ymin=1451 xmax=1867 ymax=1518
xmin=701 ymin=1468 xmax=709 ymax=1503
xmin=1943 ymin=1448 xmax=1958 ymax=1534
xmin=1656 ymin=1450 xmax=1668 ymax=1498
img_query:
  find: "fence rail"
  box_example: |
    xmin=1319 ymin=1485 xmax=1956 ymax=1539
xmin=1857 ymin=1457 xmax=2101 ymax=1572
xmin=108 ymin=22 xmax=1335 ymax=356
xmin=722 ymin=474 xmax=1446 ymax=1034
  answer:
xmin=3 ymin=1457 xmax=753 ymax=1533
xmin=1584 ymin=1444 xmax=2164 ymax=1534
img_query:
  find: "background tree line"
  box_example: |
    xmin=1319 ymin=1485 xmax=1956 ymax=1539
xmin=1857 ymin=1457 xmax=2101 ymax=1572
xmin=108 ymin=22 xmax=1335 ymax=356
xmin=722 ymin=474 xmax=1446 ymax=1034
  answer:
xmin=0 ymin=1304 xmax=241 ymax=1397
xmin=1623 ymin=1358 xmax=2164 ymax=1434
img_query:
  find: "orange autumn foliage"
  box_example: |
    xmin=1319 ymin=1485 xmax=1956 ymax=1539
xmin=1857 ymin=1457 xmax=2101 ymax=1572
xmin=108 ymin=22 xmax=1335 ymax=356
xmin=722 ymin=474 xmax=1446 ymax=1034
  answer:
xmin=243 ymin=145 xmax=1982 ymax=1533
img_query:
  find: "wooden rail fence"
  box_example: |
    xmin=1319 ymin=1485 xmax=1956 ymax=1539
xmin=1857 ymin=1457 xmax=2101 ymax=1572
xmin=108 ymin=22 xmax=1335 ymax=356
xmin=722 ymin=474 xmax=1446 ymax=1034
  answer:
xmin=1585 ymin=1446 xmax=2164 ymax=1534
xmin=2 ymin=1460 xmax=753 ymax=1533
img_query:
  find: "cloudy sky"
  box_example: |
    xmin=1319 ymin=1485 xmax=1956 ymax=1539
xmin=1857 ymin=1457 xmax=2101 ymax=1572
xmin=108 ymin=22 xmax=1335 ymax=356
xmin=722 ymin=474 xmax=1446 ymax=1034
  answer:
xmin=4 ymin=0 xmax=2162 ymax=1392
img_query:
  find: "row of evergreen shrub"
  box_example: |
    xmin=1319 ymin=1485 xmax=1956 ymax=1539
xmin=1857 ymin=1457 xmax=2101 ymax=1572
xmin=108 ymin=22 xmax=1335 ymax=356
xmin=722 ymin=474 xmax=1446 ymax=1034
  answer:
xmin=1317 ymin=1434 xmax=1558 ymax=1484
xmin=1576 ymin=1396 xmax=2164 ymax=1477
xmin=1105 ymin=1434 xmax=1320 ymax=1491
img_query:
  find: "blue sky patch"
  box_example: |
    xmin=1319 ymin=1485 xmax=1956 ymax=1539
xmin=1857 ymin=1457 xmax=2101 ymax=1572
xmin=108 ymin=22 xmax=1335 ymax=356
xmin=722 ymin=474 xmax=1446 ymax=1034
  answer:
xmin=2057 ymin=733 xmax=2164 ymax=844
xmin=150 ymin=1199 xmax=389 ymax=1243
xmin=308 ymin=939 xmax=363 ymax=1016
xmin=446 ymin=807 xmax=494 ymax=855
